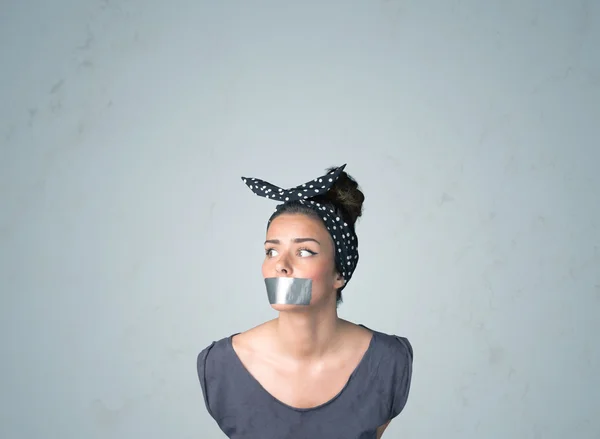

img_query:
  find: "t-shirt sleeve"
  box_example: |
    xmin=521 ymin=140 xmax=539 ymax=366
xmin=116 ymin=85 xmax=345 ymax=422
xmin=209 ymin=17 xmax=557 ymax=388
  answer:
xmin=389 ymin=336 xmax=414 ymax=420
xmin=196 ymin=342 xmax=217 ymax=420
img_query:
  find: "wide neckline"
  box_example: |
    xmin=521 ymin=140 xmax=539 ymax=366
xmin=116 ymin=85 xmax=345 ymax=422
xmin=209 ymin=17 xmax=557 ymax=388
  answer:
xmin=227 ymin=326 xmax=376 ymax=413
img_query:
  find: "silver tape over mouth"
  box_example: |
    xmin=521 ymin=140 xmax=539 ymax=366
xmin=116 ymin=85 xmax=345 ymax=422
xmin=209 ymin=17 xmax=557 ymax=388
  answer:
xmin=265 ymin=277 xmax=312 ymax=305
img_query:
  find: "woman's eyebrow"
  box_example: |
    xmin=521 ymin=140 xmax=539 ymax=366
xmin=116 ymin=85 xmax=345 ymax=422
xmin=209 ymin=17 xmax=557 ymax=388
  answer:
xmin=264 ymin=238 xmax=321 ymax=245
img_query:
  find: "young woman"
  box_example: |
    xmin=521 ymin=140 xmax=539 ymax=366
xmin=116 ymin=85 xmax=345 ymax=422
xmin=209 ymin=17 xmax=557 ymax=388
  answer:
xmin=197 ymin=164 xmax=413 ymax=439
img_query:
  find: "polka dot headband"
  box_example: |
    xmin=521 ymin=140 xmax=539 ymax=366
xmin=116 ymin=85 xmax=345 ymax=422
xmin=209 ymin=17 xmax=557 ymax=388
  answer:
xmin=241 ymin=164 xmax=359 ymax=284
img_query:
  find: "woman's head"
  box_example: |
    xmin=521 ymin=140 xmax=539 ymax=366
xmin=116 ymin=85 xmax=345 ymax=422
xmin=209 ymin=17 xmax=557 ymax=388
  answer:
xmin=262 ymin=167 xmax=365 ymax=307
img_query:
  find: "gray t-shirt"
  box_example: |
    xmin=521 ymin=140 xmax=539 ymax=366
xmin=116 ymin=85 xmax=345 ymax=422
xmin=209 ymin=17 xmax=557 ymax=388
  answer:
xmin=196 ymin=326 xmax=413 ymax=439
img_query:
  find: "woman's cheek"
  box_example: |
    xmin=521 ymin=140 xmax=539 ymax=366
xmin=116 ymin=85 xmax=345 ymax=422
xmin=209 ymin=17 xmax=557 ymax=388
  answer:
xmin=305 ymin=263 xmax=332 ymax=283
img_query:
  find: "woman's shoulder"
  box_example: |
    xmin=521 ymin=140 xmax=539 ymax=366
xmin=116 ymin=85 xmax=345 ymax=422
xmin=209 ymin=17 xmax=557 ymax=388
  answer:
xmin=338 ymin=320 xmax=413 ymax=377
xmin=232 ymin=319 xmax=274 ymax=344
xmin=339 ymin=321 xmax=413 ymax=420
xmin=198 ymin=320 xmax=274 ymax=367
xmin=357 ymin=321 xmax=411 ymax=346
xmin=195 ymin=325 xmax=262 ymax=394
xmin=229 ymin=320 xmax=279 ymax=363
xmin=361 ymin=324 xmax=414 ymax=419
xmin=356 ymin=323 xmax=413 ymax=374
xmin=196 ymin=334 xmax=230 ymax=374
xmin=196 ymin=327 xmax=266 ymax=423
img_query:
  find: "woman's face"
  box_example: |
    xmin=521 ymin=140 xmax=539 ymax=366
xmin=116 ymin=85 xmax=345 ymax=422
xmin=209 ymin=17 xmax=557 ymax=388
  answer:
xmin=262 ymin=213 xmax=345 ymax=309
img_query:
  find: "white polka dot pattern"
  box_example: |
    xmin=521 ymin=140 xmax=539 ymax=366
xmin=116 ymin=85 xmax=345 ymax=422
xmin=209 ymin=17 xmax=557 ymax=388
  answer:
xmin=241 ymin=164 xmax=359 ymax=284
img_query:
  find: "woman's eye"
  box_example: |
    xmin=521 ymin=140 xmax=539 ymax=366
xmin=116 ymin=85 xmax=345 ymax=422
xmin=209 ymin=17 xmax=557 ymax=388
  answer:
xmin=265 ymin=248 xmax=278 ymax=257
xmin=298 ymin=249 xmax=315 ymax=257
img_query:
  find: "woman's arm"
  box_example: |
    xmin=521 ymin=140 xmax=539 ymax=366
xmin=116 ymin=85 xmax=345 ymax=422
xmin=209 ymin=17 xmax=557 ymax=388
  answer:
xmin=376 ymin=420 xmax=391 ymax=439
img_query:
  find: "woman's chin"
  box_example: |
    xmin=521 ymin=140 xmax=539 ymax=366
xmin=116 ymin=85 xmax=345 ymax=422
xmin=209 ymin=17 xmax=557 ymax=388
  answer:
xmin=270 ymin=303 xmax=312 ymax=312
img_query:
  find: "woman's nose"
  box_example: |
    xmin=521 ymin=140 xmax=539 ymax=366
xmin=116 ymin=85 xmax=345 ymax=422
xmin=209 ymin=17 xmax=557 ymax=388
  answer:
xmin=275 ymin=256 xmax=292 ymax=276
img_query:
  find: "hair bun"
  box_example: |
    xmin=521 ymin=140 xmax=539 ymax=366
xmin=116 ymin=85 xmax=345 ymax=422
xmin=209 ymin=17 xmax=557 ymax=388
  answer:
xmin=322 ymin=166 xmax=365 ymax=226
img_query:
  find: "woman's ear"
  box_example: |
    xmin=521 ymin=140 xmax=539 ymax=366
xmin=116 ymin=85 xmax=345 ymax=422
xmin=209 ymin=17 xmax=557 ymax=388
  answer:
xmin=333 ymin=272 xmax=346 ymax=290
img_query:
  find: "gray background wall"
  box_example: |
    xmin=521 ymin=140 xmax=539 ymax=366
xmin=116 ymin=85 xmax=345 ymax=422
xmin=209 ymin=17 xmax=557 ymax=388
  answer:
xmin=1 ymin=1 xmax=599 ymax=438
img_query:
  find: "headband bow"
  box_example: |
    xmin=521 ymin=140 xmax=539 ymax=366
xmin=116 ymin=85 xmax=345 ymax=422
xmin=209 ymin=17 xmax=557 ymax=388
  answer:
xmin=242 ymin=164 xmax=359 ymax=284
xmin=242 ymin=164 xmax=347 ymax=202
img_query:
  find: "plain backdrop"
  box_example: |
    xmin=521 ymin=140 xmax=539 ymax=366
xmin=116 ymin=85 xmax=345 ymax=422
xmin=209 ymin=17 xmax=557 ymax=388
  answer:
xmin=1 ymin=1 xmax=599 ymax=438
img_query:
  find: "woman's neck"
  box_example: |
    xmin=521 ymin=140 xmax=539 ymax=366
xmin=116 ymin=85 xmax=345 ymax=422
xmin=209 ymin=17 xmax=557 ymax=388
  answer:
xmin=274 ymin=307 xmax=344 ymax=360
